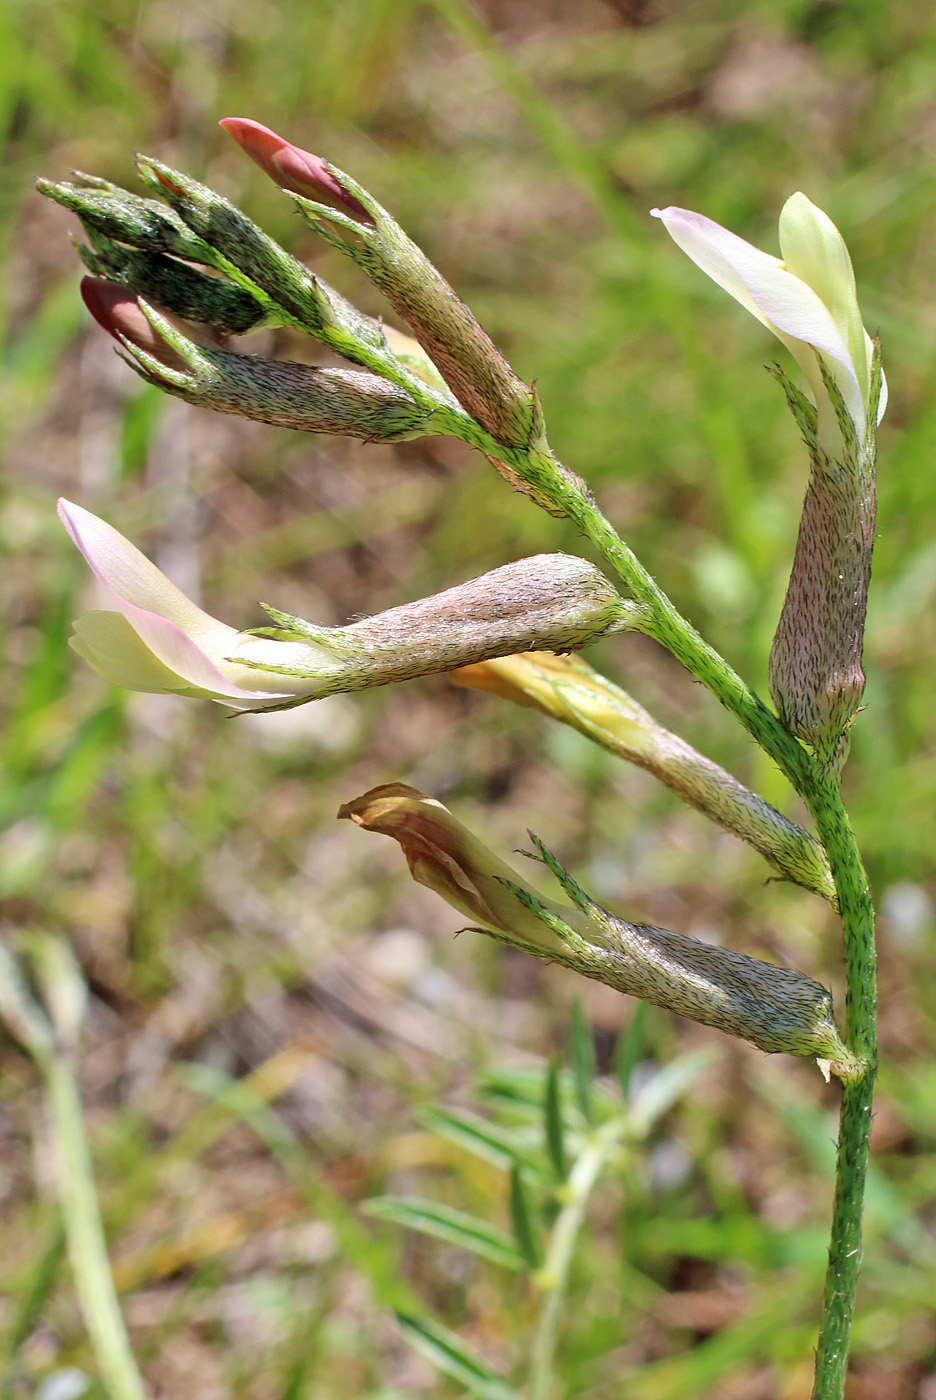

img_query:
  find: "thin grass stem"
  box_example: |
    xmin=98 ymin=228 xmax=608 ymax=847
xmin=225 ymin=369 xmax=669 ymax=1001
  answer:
xmin=42 ymin=1051 xmax=147 ymax=1400
xmin=529 ymin=1122 xmax=623 ymax=1400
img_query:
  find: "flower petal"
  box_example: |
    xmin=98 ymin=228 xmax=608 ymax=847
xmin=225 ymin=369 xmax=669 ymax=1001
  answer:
xmin=653 ymin=205 xmax=866 ymax=439
xmin=337 ymin=784 xmax=577 ymax=953
xmin=59 ymin=499 xmax=325 ymax=701
xmin=59 ymin=499 xmax=226 ymax=641
xmin=652 ymin=207 xmax=785 ymax=331
xmin=71 ymin=611 xmax=200 ymax=694
xmin=778 ymin=193 xmax=867 ymax=397
xmin=219 ymin=117 xmax=373 ymax=223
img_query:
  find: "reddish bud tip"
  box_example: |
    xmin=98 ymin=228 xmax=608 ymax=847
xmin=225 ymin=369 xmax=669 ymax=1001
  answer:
xmin=80 ymin=278 xmax=184 ymax=370
xmin=219 ymin=117 xmax=373 ymax=224
xmin=148 ymin=167 xmax=186 ymax=197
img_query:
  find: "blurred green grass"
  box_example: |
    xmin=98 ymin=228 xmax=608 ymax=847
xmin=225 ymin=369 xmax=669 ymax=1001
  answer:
xmin=2 ymin=0 xmax=936 ymax=1395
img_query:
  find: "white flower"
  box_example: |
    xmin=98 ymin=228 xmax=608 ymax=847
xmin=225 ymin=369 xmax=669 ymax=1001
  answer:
xmin=652 ymin=193 xmax=885 ymax=449
xmin=59 ymin=499 xmax=336 ymax=709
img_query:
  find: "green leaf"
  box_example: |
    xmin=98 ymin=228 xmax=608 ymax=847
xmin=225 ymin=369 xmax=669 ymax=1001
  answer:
xmin=569 ymin=999 xmax=596 ymax=1124
xmin=615 ymin=1002 xmax=649 ymax=1102
xmin=0 ymin=1228 xmax=66 ymax=1399
xmin=544 ymin=1056 xmax=567 ymax=1182
xmin=419 ymin=1105 xmax=546 ymax=1178
xmin=480 ymin=1064 xmax=548 ymax=1110
xmin=365 ymin=1197 xmax=525 ymax=1271
xmin=509 ymin=1162 xmax=542 ymax=1270
xmin=628 ymin=1048 xmax=716 ymax=1136
xmin=395 ymin=1313 xmax=517 ymax=1400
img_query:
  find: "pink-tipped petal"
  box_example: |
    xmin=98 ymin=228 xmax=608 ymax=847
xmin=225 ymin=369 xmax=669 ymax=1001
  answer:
xmin=59 ymin=498 xmax=218 ymax=637
xmin=219 ymin=117 xmax=373 ymax=223
xmin=80 ymin=278 xmax=184 ymax=369
xmin=653 ymin=206 xmax=865 ymax=437
xmin=58 ymin=499 xmax=316 ymax=701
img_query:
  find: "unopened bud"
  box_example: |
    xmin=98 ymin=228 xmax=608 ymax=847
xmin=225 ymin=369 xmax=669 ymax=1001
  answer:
xmin=83 ymin=285 xmax=438 ymax=441
xmin=339 ymin=784 xmax=858 ymax=1071
xmin=77 ymin=233 xmax=269 ymax=336
xmin=36 ymin=174 xmax=212 ymax=263
xmin=219 ymin=117 xmax=374 ymax=223
xmin=80 ymin=278 xmax=188 ymax=370
xmin=134 ymin=155 xmax=384 ymax=360
xmin=221 ymin=117 xmax=537 ymax=448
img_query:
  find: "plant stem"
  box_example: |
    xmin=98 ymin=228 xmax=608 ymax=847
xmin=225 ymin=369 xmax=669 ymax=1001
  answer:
xmin=464 ymin=434 xmax=877 ymax=1394
xmin=43 ymin=1050 xmax=147 ymax=1400
xmin=529 ymin=1122 xmax=622 ymax=1400
xmin=513 ymin=453 xmax=877 ymax=1397
xmin=801 ymin=777 xmax=877 ymax=1400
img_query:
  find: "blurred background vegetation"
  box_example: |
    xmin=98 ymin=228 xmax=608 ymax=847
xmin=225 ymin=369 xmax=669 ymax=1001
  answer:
xmin=2 ymin=0 xmax=936 ymax=1395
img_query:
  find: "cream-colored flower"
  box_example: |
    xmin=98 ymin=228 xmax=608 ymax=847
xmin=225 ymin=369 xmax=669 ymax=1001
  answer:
xmin=653 ymin=193 xmax=885 ymax=449
xmin=60 ymin=502 xmax=629 ymax=711
xmin=59 ymin=499 xmax=336 ymax=709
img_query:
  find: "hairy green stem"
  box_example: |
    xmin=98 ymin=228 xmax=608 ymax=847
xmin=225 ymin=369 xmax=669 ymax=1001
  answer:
xmin=801 ymin=778 xmax=876 ymax=1400
xmin=529 ymin=1122 xmax=622 ymax=1400
xmin=495 ymin=443 xmax=876 ymax=1398
xmin=43 ymin=1052 xmax=147 ymax=1400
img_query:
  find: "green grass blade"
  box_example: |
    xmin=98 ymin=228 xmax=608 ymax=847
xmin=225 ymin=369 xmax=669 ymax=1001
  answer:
xmin=395 ymin=1313 xmax=517 ymax=1400
xmin=0 ymin=1227 xmax=66 ymax=1396
xmin=365 ymin=1196 xmax=525 ymax=1271
xmin=543 ymin=1056 xmax=567 ymax=1182
xmin=509 ymin=1162 xmax=542 ymax=1271
xmin=615 ymin=1002 xmax=650 ymax=1102
xmin=419 ymin=1104 xmax=546 ymax=1177
xmin=569 ymin=1000 xmax=595 ymax=1125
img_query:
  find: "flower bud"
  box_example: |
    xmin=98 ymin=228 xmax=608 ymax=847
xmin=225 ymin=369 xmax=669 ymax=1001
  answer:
xmin=60 ymin=501 xmax=629 ymax=711
xmin=77 ymin=233 xmax=269 ymax=336
xmin=221 ymin=117 xmax=538 ymax=448
xmin=82 ymin=284 xmax=440 ymax=442
xmin=133 ymin=155 xmax=385 ymax=362
xmin=39 ymin=168 xmax=377 ymax=358
xmin=339 ymin=784 xmax=857 ymax=1070
xmin=81 ymin=279 xmax=188 ymax=370
xmin=36 ymin=174 xmax=213 ymax=263
xmin=452 ymin=652 xmax=836 ymax=903
xmin=219 ymin=117 xmax=374 ymax=223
